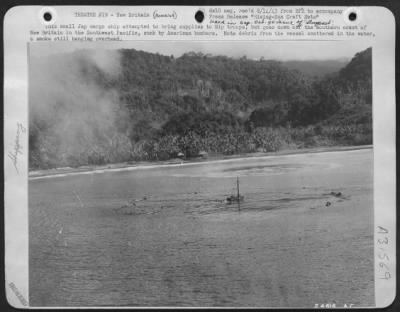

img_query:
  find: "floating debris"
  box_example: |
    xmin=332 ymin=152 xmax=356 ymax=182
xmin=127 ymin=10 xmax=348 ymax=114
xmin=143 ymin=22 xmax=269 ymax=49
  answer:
xmin=330 ymin=191 xmax=343 ymax=197
xmin=114 ymin=201 xmax=143 ymax=215
xmin=225 ymin=195 xmax=244 ymax=204
xmin=113 ymin=198 xmax=162 ymax=215
xmin=325 ymin=201 xmax=332 ymax=207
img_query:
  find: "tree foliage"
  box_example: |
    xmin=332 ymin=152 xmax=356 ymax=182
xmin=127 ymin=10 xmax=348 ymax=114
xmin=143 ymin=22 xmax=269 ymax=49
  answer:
xmin=29 ymin=47 xmax=372 ymax=169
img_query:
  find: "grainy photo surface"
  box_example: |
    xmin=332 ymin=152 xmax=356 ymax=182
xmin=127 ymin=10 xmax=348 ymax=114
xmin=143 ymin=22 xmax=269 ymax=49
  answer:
xmin=28 ymin=41 xmax=374 ymax=307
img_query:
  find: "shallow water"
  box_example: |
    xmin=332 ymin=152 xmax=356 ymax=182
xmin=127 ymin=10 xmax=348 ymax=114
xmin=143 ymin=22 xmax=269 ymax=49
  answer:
xmin=29 ymin=149 xmax=374 ymax=307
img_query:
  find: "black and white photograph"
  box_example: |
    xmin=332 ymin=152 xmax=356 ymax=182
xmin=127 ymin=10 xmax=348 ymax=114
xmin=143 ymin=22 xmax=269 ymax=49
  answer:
xmin=27 ymin=41 xmax=375 ymax=307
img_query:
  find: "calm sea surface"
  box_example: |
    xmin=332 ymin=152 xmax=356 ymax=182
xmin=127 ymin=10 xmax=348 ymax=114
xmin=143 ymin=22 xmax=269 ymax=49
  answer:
xmin=29 ymin=149 xmax=374 ymax=307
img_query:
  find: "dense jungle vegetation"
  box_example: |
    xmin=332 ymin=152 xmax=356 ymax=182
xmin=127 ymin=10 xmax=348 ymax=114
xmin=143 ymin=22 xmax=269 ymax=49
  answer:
xmin=29 ymin=47 xmax=372 ymax=169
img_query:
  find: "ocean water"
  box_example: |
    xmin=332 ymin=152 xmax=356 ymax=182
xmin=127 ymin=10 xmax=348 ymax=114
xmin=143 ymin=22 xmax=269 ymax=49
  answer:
xmin=29 ymin=149 xmax=374 ymax=307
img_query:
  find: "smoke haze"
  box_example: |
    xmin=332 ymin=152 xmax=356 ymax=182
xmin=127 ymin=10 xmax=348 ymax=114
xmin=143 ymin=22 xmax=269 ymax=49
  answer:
xmin=29 ymin=49 xmax=131 ymax=168
xmin=29 ymin=45 xmax=372 ymax=170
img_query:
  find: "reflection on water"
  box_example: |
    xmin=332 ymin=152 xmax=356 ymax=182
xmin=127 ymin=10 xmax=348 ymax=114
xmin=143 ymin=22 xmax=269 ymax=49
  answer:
xmin=29 ymin=150 xmax=374 ymax=307
xmin=222 ymin=163 xmax=307 ymax=174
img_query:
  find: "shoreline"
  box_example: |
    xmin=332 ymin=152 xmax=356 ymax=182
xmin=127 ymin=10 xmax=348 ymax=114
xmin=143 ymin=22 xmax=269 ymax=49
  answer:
xmin=29 ymin=145 xmax=372 ymax=180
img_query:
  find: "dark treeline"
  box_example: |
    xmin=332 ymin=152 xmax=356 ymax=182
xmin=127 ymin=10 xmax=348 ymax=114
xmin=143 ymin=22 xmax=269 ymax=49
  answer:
xmin=29 ymin=47 xmax=372 ymax=169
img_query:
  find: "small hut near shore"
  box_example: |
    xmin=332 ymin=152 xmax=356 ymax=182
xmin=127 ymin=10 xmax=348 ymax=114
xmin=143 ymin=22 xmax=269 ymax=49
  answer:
xmin=177 ymin=152 xmax=185 ymax=159
xmin=198 ymin=151 xmax=208 ymax=159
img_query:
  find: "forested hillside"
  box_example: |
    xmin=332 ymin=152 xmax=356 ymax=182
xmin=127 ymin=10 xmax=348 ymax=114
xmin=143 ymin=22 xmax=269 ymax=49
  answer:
xmin=29 ymin=47 xmax=372 ymax=169
xmin=282 ymin=59 xmax=349 ymax=78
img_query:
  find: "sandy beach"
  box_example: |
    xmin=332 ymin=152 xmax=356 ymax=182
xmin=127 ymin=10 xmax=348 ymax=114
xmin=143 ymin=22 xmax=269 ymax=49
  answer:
xmin=29 ymin=148 xmax=374 ymax=307
xmin=29 ymin=145 xmax=372 ymax=180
